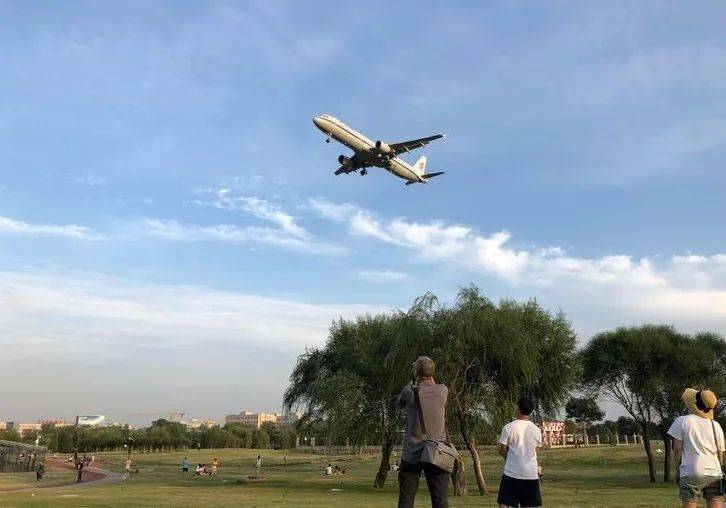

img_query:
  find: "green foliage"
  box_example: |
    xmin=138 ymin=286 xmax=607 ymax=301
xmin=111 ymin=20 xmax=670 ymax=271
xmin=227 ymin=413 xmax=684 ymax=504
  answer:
xmin=0 ymin=429 xmax=20 ymax=442
xmin=580 ymin=325 xmax=726 ymax=482
xmin=21 ymin=420 xmax=295 ymax=453
xmin=284 ymin=285 xmax=581 ymax=492
xmin=565 ymin=397 xmax=604 ymax=424
xmin=252 ymin=428 xmax=270 ymax=449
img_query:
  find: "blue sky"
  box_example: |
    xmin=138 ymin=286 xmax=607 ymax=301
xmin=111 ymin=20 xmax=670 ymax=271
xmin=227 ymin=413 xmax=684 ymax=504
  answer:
xmin=2 ymin=1 xmax=725 ymax=425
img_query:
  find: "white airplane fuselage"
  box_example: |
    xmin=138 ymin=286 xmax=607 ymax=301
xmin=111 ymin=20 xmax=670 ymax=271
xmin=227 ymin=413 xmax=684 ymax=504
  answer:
xmin=313 ymin=115 xmax=425 ymax=183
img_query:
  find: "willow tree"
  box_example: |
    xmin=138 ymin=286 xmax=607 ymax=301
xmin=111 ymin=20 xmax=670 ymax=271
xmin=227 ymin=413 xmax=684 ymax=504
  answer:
xmin=652 ymin=330 xmax=726 ymax=482
xmin=583 ymin=326 xmax=726 ymax=483
xmin=435 ymin=286 xmax=580 ymax=496
xmin=284 ymin=311 xmax=426 ymax=488
xmin=581 ymin=326 xmax=671 ymax=482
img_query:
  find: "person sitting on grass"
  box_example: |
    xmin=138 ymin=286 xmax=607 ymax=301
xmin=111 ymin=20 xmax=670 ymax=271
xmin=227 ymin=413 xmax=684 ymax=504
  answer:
xmin=195 ymin=463 xmax=207 ymax=476
xmin=325 ymin=464 xmax=333 ymax=476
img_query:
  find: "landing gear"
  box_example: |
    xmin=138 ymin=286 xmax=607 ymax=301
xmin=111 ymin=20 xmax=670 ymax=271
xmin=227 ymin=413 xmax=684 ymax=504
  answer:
xmin=325 ymin=133 xmax=331 ymax=143
xmin=360 ymin=169 xmax=368 ymax=175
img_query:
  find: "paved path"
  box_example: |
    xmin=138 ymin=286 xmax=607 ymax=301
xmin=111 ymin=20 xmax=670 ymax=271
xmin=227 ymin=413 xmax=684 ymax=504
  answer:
xmin=0 ymin=460 xmax=122 ymax=493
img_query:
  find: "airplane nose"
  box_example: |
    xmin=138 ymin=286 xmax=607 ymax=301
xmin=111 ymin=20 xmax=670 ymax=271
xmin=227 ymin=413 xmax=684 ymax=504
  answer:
xmin=313 ymin=116 xmax=323 ymax=129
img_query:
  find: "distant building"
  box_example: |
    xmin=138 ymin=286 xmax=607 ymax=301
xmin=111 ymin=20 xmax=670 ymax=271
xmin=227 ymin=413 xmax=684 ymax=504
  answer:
xmin=276 ymin=412 xmax=302 ymax=426
xmin=5 ymin=422 xmax=42 ymax=436
xmin=538 ymin=420 xmax=566 ymax=447
xmin=186 ymin=418 xmax=216 ymax=429
xmin=103 ymin=421 xmax=134 ymax=429
xmin=225 ymin=411 xmax=301 ymax=429
xmin=0 ymin=421 xmax=6 ymax=430
xmin=225 ymin=411 xmax=278 ymax=429
xmin=40 ymin=419 xmax=74 ymax=428
xmin=168 ymin=412 xmax=186 ymax=423
xmin=76 ymin=415 xmax=105 ymax=426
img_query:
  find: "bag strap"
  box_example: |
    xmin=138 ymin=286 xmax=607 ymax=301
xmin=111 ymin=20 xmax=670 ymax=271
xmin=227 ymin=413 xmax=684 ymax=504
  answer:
xmin=412 ymin=385 xmax=428 ymax=439
xmin=712 ymin=420 xmax=724 ymax=473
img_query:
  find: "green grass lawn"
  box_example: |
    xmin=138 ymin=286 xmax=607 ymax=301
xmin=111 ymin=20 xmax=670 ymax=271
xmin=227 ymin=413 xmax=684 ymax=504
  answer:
xmin=0 ymin=445 xmax=683 ymax=506
xmin=0 ymin=466 xmax=77 ymax=491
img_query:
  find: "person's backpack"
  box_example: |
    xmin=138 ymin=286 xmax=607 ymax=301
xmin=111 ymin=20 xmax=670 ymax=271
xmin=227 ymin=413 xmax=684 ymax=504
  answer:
xmin=412 ymin=385 xmax=460 ymax=474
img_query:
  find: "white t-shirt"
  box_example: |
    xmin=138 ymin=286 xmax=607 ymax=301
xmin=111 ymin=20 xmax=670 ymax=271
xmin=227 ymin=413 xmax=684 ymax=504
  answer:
xmin=668 ymin=414 xmax=725 ymax=478
xmin=500 ymin=419 xmax=542 ymax=480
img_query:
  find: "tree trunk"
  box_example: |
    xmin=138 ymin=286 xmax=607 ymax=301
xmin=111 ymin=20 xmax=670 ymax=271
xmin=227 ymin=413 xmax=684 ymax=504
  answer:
xmin=661 ymin=429 xmax=672 ymax=483
xmin=374 ymin=431 xmax=394 ymax=488
xmin=451 ymin=455 xmax=468 ymax=496
xmin=641 ymin=424 xmax=656 ymax=483
xmin=457 ymin=405 xmax=488 ymax=495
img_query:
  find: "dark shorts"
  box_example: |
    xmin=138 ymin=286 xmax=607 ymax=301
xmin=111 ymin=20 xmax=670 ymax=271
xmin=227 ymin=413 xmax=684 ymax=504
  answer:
xmin=679 ymin=475 xmax=723 ymax=502
xmin=497 ymin=474 xmax=542 ymax=507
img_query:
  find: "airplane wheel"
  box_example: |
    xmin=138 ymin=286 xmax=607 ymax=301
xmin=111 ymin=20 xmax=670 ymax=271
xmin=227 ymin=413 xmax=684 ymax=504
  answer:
xmin=361 ymin=169 xmax=368 ymax=175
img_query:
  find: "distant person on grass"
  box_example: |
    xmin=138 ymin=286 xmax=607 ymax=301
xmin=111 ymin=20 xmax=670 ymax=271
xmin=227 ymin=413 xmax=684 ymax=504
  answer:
xmin=123 ymin=457 xmax=132 ymax=481
xmin=397 ymin=355 xmax=449 ymax=508
xmin=212 ymin=457 xmax=219 ymax=475
xmin=325 ymin=464 xmax=333 ymax=476
xmin=76 ymin=458 xmax=84 ymax=483
xmin=668 ymin=388 xmax=725 ymax=508
xmin=35 ymin=461 xmax=44 ymax=481
xmin=182 ymin=457 xmax=190 ymax=472
xmin=497 ymin=395 xmax=543 ymax=508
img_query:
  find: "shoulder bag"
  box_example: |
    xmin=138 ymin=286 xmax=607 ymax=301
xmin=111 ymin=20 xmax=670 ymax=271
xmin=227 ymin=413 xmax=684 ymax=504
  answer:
xmin=412 ymin=385 xmax=460 ymax=474
xmin=710 ymin=419 xmax=726 ymax=495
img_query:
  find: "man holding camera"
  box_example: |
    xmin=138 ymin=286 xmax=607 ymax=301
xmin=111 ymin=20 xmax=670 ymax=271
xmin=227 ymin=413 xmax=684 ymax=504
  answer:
xmin=397 ymin=356 xmax=450 ymax=508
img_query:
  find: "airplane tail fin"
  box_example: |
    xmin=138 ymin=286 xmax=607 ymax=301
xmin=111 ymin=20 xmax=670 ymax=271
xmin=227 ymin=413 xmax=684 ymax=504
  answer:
xmin=413 ymin=156 xmax=427 ymax=176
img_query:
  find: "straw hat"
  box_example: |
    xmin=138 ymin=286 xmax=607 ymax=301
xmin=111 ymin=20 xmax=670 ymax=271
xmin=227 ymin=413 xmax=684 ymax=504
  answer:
xmin=682 ymin=388 xmax=718 ymax=420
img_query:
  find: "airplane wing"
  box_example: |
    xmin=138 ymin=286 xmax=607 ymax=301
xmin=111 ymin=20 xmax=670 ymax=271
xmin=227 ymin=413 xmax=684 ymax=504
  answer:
xmin=335 ymin=164 xmax=371 ymax=175
xmin=334 ymin=166 xmax=354 ymax=175
xmin=334 ymin=162 xmax=371 ymax=175
xmin=389 ymin=134 xmax=444 ymax=154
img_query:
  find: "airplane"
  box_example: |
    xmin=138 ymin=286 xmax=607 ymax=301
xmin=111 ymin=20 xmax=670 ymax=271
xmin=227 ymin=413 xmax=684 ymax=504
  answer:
xmin=313 ymin=114 xmax=445 ymax=185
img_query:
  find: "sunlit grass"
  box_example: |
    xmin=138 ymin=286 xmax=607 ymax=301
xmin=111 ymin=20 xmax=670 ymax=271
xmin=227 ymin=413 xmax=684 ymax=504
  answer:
xmin=0 ymin=444 xmax=682 ymax=506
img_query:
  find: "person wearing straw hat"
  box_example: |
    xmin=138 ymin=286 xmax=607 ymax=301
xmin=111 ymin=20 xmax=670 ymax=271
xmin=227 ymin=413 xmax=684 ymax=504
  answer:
xmin=668 ymin=388 xmax=725 ymax=507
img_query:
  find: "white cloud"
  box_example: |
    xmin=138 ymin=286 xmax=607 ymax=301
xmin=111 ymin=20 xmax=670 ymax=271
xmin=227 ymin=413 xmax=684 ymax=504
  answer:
xmin=358 ymin=269 xmax=409 ymax=283
xmin=0 ymin=215 xmax=94 ymax=239
xmin=67 ymin=172 xmax=108 ymax=187
xmin=0 ymin=268 xmax=386 ymax=423
xmin=0 ymin=203 xmax=342 ymax=254
xmin=309 ymin=198 xmax=726 ymax=332
xmin=0 ymin=269 xmax=383 ymax=354
xmin=121 ymin=218 xmax=342 ymax=255
xmin=209 ymin=190 xmax=310 ymax=240
xmin=114 ymin=197 xmax=156 ymax=205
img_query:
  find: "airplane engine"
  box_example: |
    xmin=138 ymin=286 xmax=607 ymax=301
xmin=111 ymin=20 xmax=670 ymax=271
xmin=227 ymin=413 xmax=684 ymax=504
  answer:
xmin=375 ymin=140 xmax=392 ymax=154
xmin=338 ymin=154 xmax=351 ymax=166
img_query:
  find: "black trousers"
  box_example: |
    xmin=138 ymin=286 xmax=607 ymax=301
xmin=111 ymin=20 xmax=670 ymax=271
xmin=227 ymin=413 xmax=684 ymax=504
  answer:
xmin=398 ymin=460 xmax=449 ymax=508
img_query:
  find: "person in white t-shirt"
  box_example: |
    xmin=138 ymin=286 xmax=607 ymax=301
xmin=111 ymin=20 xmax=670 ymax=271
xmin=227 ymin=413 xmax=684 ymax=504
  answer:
xmin=668 ymin=388 xmax=725 ymax=508
xmin=497 ymin=395 xmax=543 ymax=508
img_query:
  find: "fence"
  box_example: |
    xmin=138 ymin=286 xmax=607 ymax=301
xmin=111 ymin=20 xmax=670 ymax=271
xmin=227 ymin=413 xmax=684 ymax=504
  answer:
xmin=0 ymin=439 xmax=48 ymax=472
